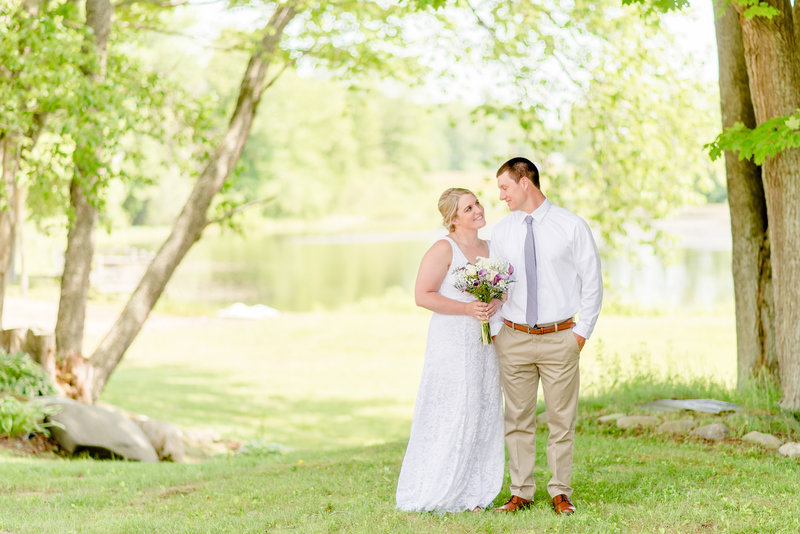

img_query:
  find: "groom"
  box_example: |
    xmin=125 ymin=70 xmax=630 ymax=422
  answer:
xmin=489 ymin=157 xmax=602 ymax=515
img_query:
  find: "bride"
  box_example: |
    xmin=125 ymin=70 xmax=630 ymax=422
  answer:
xmin=396 ymin=187 xmax=505 ymax=513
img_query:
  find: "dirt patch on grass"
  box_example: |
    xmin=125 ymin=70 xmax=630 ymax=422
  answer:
xmin=0 ymin=434 xmax=61 ymax=457
xmin=159 ymin=484 xmax=199 ymax=499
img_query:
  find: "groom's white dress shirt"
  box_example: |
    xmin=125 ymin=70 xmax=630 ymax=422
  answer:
xmin=489 ymin=198 xmax=603 ymax=339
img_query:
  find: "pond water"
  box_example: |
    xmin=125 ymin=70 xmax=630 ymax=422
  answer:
xmin=158 ymin=206 xmax=734 ymax=312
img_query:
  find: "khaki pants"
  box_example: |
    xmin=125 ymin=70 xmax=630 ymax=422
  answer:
xmin=494 ymin=324 xmax=580 ymax=500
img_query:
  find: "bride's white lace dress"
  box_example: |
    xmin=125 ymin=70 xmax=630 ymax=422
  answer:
xmin=396 ymin=237 xmax=504 ymax=513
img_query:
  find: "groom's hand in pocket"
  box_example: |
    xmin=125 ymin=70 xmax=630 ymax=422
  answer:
xmin=573 ymin=333 xmax=586 ymax=351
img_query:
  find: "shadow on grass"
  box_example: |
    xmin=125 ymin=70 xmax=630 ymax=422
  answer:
xmin=99 ymin=364 xmax=412 ymax=451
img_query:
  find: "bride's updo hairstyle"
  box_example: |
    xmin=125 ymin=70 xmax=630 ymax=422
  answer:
xmin=438 ymin=187 xmax=475 ymax=232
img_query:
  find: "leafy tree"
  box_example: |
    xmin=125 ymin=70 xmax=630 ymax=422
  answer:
xmin=630 ymin=0 xmax=800 ymax=410
xmin=2 ymin=0 xmax=210 ymax=400
xmin=421 ymin=0 xmax=719 ymax=250
xmin=0 ymin=1 xmax=89 ymax=322
xmin=83 ymin=0 xmax=441 ymax=401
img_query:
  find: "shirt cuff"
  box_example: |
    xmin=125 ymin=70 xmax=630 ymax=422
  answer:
xmin=573 ymin=322 xmax=594 ymax=340
xmin=489 ymin=315 xmax=503 ymax=337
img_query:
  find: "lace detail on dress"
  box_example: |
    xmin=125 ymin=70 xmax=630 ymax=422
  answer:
xmin=396 ymin=237 xmax=505 ymax=513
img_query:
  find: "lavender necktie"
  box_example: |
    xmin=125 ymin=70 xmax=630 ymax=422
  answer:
xmin=524 ymin=215 xmax=538 ymax=327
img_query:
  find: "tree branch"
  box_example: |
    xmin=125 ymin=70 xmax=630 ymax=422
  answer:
xmin=261 ymin=57 xmax=296 ymax=93
xmin=463 ymin=0 xmax=581 ymax=96
xmin=203 ymin=196 xmax=276 ymax=229
xmin=114 ymin=0 xmax=191 ymax=9
xmin=115 ymin=21 xmax=250 ymax=52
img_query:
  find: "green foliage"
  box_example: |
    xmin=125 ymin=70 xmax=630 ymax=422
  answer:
xmin=184 ymin=57 xmax=511 ymax=220
xmin=0 ymin=349 xmax=56 ymax=398
xmin=458 ymin=0 xmax=719 ymax=249
xmin=0 ymin=349 xmax=61 ymax=439
xmin=735 ymin=0 xmax=781 ymax=19
xmin=1 ymin=0 xmax=213 ymax=231
xmin=0 ymin=395 xmax=60 ymax=438
xmin=707 ymin=111 xmax=800 ymax=165
xmin=621 ymin=0 xmax=690 ymax=12
xmin=403 ymin=0 xmax=448 ymax=9
xmin=0 ymin=1 xmax=89 ymax=210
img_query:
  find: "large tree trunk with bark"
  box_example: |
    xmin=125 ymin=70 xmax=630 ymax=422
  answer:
xmin=712 ymin=1 xmax=777 ymax=385
xmin=87 ymin=4 xmax=298 ymax=402
xmin=55 ymin=0 xmax=112 ymax=361
xmin=55 ymin=179 xmax=98 ymax=357
xmin=737 ymin=0 xmax=800 ymax=410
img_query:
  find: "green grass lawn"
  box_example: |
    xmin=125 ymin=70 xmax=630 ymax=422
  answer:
xmin=2 ymin=301 xmax=799 ymax=533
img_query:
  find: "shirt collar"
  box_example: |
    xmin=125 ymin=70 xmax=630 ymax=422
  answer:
xmin=515 ymin=198 xmax=551 ymax=224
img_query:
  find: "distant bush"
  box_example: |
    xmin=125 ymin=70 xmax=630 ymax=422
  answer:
xmin=0 ymin=349 xmax=56 ymax=398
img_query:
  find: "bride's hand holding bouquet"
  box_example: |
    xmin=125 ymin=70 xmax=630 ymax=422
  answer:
xmin=453 ymin=257 xmax=514 ymax=344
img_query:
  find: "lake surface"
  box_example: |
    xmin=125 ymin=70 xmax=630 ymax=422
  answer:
xmin=153 ymin=205 xmax=734 ymax=313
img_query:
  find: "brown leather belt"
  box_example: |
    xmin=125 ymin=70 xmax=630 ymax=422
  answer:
xmin=503 ymin=318 xmax=575 ymax=335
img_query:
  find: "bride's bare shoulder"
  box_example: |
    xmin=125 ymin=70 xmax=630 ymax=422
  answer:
xmin=427 ymin=238 xmax=453 ymax=257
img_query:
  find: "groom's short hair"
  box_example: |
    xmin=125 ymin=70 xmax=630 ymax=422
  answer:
xmin=496 ymin=157 xmax=540 ymax=189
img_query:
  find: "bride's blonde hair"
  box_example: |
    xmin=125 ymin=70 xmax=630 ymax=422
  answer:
xmin=438 ymin=187 xmax=475 ymax=232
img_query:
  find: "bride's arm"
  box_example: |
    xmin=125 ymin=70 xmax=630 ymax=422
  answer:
xmin=415 ymin=241 xmax=488 ymax=319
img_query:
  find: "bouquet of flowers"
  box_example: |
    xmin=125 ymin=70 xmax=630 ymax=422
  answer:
xmin=452 ymin=256 xmax=514 ymax=345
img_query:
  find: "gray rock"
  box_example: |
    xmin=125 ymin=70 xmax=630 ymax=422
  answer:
xmin=39 ymin=397 xmax=158 ymax=462
xmin=741 ymin=431 xmax=782 ymax=450
xmin=616 ymin=416 xmax=661 ymax=430
xmin=690 ymin=423 xmax=729 ymax=441
xmin=778 ymin=442 xmax=800 ymax=458
xmin=597 ymin=413 xmax=626 ymax=425
xmin=183 ymin=428 xmax=221 ymax=443
xmin=642 ymin=399 xmax=743 ymax=414
xmin=656 ymin=420 xmax=697 ymax=435
xmin=134 ymin=417 xmax=185 ymax=462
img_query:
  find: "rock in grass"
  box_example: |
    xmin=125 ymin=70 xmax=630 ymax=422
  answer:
xmin=597 ymin=413 xmax=626 ymax=425
xmin=656 ymin=420 xmax=697 ymax=435
xmin=616 ymin=416 xmax=661 ymax=430
xmin=134 ymin=417 xmax=185 ymax=462
xmin=741 ymin=431 xmax=782 ymax=450
xmin=778 ymin=442 xmax=800 ymax=458
xmin=40 ymin=396 xmax=158 ymax=462
xmin=690 ymin=423 xmax=729 ymax=441
xmin=642 ymin=399 xmax=742 ymax=414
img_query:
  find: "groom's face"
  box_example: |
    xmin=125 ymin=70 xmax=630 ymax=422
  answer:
xmin=497 ymin=171 xmax=525 ymax=211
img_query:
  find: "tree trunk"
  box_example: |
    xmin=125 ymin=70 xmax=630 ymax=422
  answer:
xmin=15 ymin=186 xmax=27 ymax=296
xmin=55 ymin=179 xmax=99 ymax=356
xmin=55 ymin=0 xmax=112 ymax=360
xmin=737 ymin=0 xmax=800 ymax=410
xmin=712 ymin=1 xmax=777 ymax=386
xmin=0 ymin=138 xmax=20 ymax=327
xmin=87 ymin=4 xmax=298 ymax=402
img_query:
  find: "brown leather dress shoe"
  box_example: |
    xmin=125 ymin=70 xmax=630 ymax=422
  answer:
xmin=493 ymin=495 xmax=532 ymax=512
xmin=552 ymin=494 xmax=576 ymax=515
